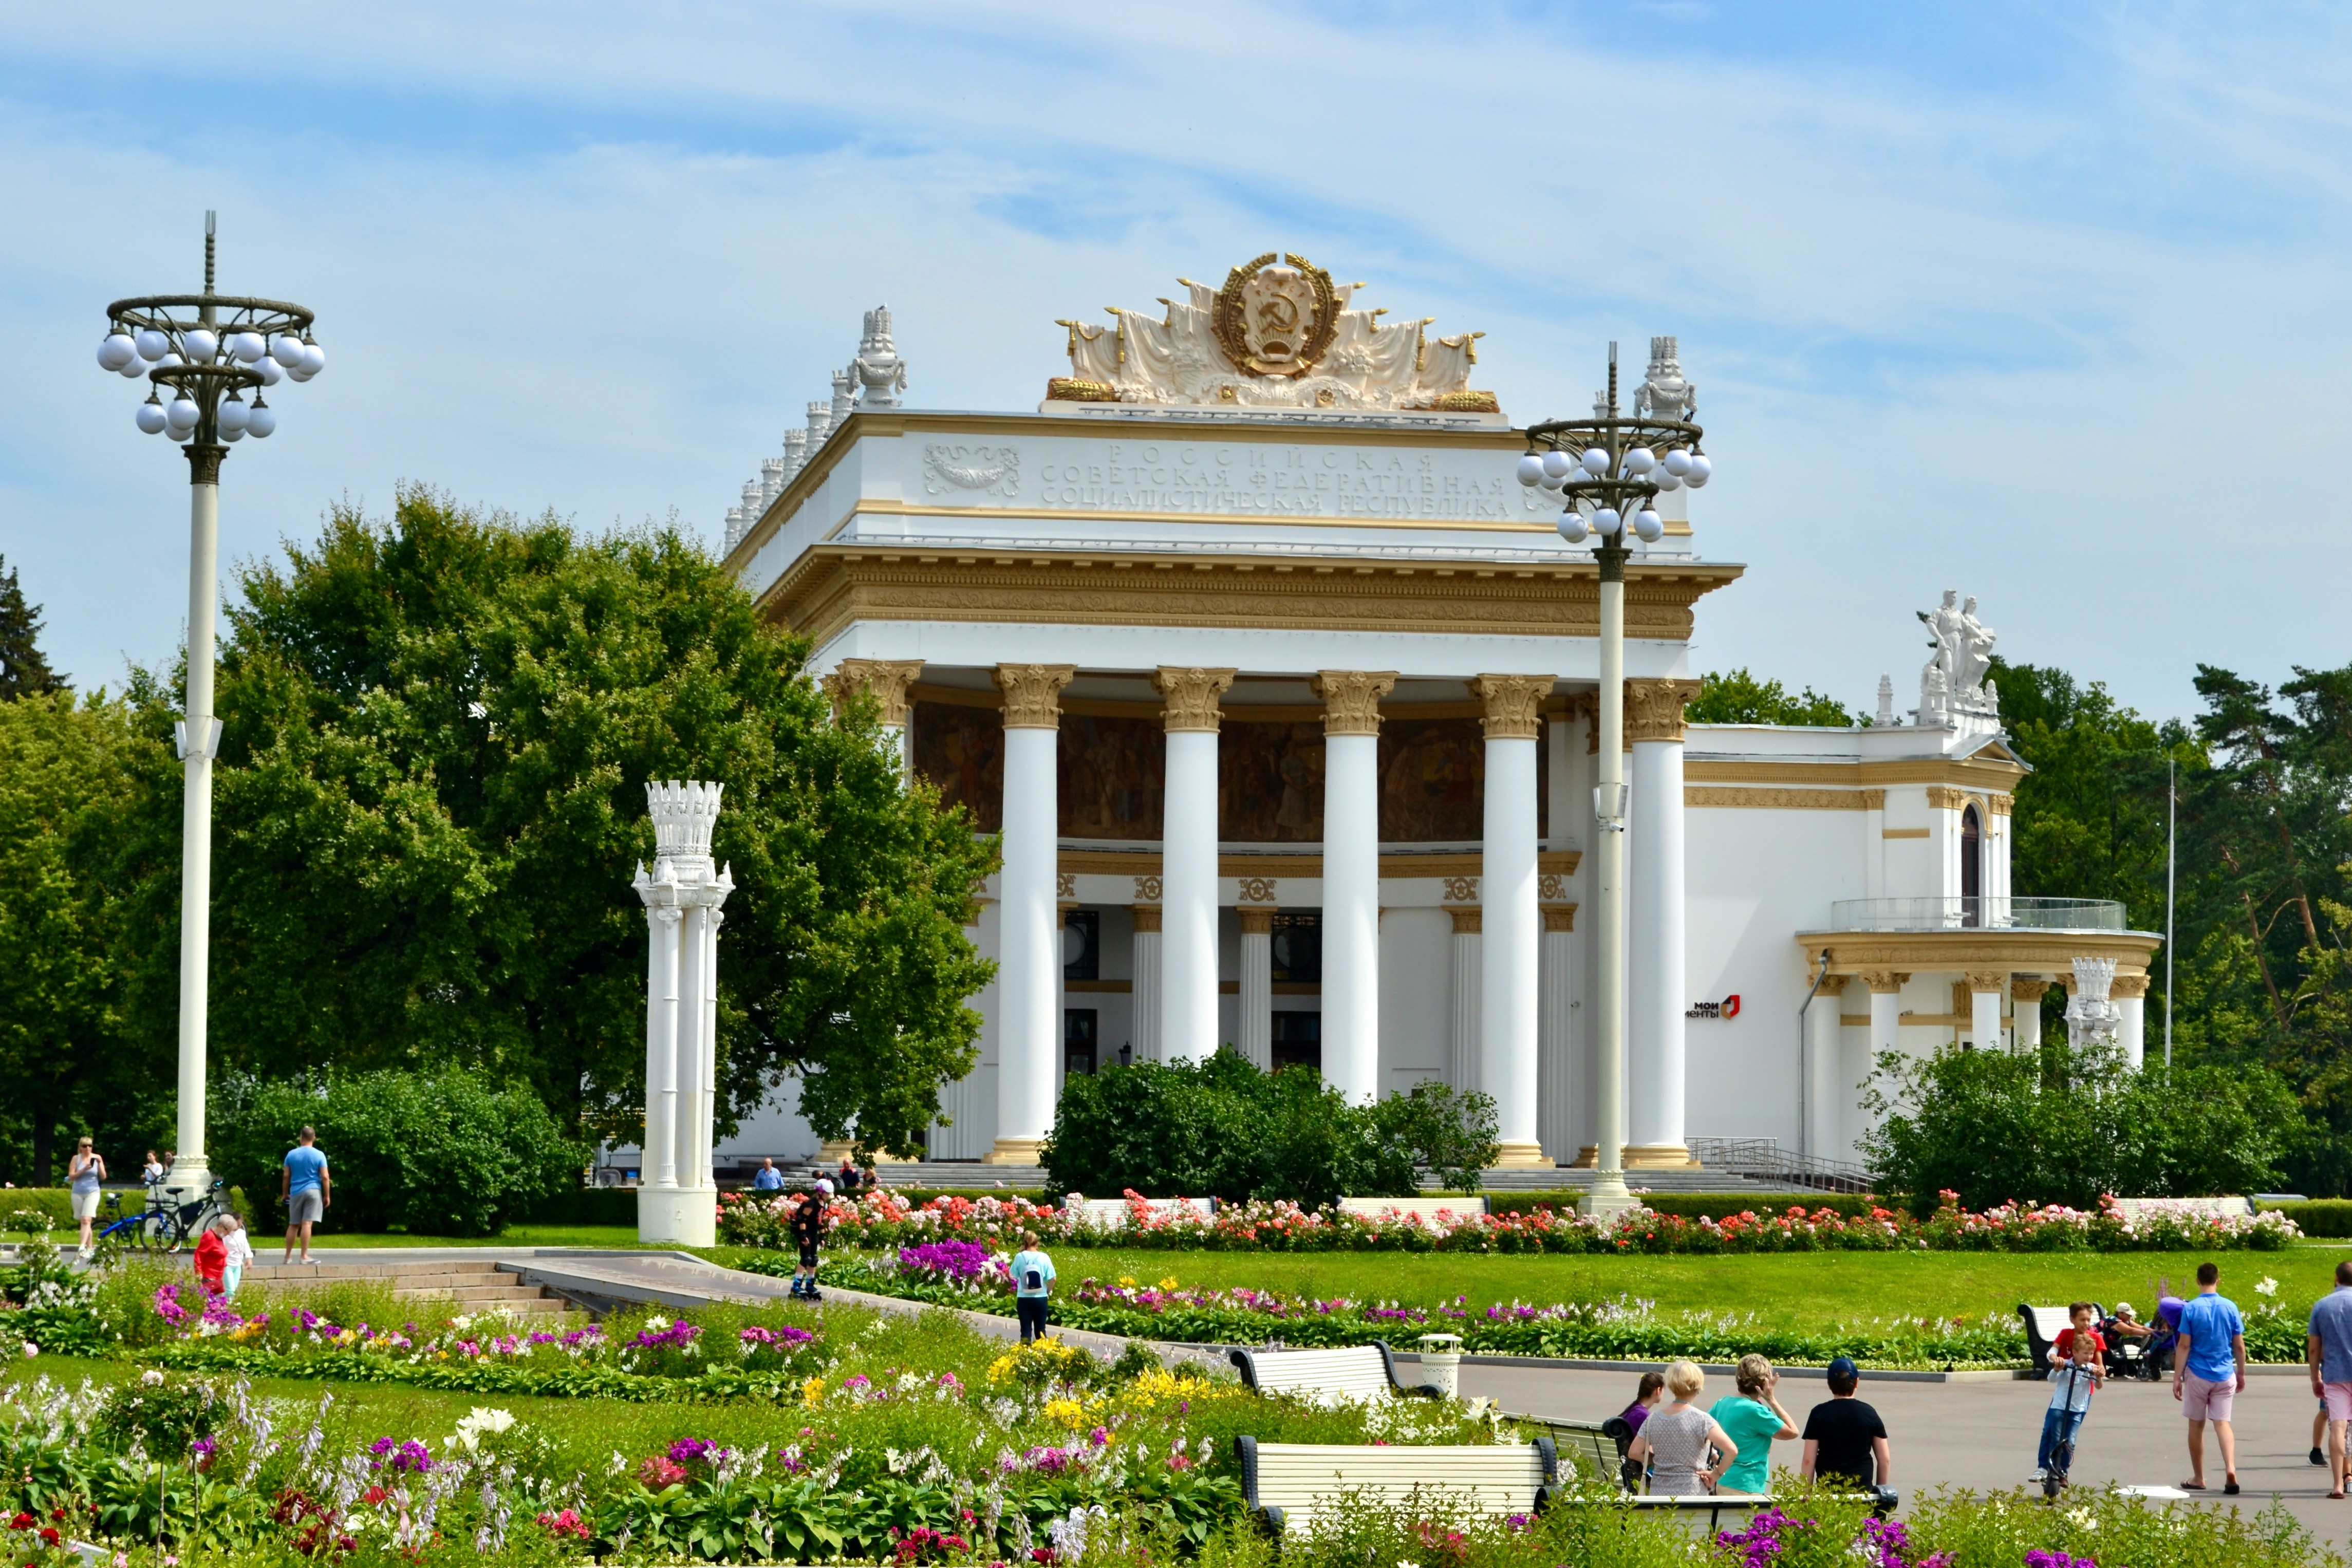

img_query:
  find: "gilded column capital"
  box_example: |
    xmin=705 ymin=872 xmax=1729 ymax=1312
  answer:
xmin=1312 ymin=670 xmax=1397 ymax=736
xmin=1469 ymin=674 xmax=1550 ymax=740
xmin=1926 ymin=785 xmax=1969 ymax=811
xmin=1238 ymin=907 xmax=1276 ymax=935
xmin=1859 ymin=788 xmax=1887 ymax=811
xmin=1859 ymin=969 xmax=1910 ymax=994
xmin=1811 ymin=972 xmax=1850 ymax=995
xmin=2011 ymin=977 xmax=2051 ymax=1002
xmin=994 ymin=664 xmax=1076 ymax=729
xmin=1964 ymin=968 xmax=2009 ymax=995
xmin=1625 ymin=678 xmax=1705 ymax=745
xmin=1987 ymin=793 xmax=2014 ymax=817
xmin=1130 ymin=903 xmax=1163 ymax=934
xmin=1152 ymin=666 xmax=1237 ymax=733
xmin=2110 ymin=970 xmax=2151 ymax=999
xmin=1541 ymin=903 xmax=1577 ymax=933
xmin=824 ymin=658 xmax=924 ymax=726
xmin=1449 ymin=907 xmax=1484 ymax=935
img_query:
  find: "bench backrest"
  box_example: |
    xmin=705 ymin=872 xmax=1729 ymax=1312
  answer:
xmin=1336 ymin=1196 xmax=1490 ymax=1222
xmin=1240 ymin=1439 xmax=1556 ymax=1532
xmin=1230 ymin=1343 xmax=1399 ymax=1404
xmin=2019 ymin=1303 xmax=2106 ymax=1374
xmin=2110 ymin=1196 xmax=2253 ymax=1221
xmin=1515 ymin=1416 xmax=1633 ymax=1488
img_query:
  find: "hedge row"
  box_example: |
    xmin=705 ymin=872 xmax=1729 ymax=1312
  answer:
xmin=2260 ymin=1199 xmax=2352 ymax=1238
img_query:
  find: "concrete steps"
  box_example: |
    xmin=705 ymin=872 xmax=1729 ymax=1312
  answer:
xmin=239 ymin=1260 xmax=572 ymax=1317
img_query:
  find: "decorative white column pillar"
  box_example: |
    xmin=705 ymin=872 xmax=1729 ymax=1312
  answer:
xmin=1238 ymin=907 xmax=1274 ymax=1069
xmin=1472 ymin=674 xmax=1550 ymax=1167
xmin=2012 ymin=978 xmax=2048 ymax=1053
xmin=1154 ymin=667 xmax=1235 ymax=1065
xmin=1862 ymin=789 xmax=1888 ymax=903
xmin=1803 ymin=974 xmax=1846 ymax=1161
xmin=634 ymin=780 xmax=732 ymax=1245
xmin=988 ymin=664 xmax=1074 ymax=1162
xmin=1626 ymin=679 xmax=1701 ymax=1167
xmin=1863 ymin=970 xmax=1907 ymax=1068
xmin=2113 ymin=972 xmax=2148 ymax=1069
xmin=171 ymin=446 xmax=226 ymax=1196
xmin=1314 ymin=671 xmax=1394 ymax=1104
xmin=1967 ymin=970 xmax=2007 ymax=1052
xmin=1538 ymin=903 xmax=1576 ymax=1162
xmin=1448 ymin=907 xmax=1482 ymax=1091
xmin=826 ymin=658 xmax=924 ymax=780
xmin=1129 ymin=902 xmax=1162 ymax=1062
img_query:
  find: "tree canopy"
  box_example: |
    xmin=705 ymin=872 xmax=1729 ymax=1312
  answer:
xmin=1686 ymin=667 xmax=1859 ymax=726
xmin=0 ymin=555 xmax=64 ymax=701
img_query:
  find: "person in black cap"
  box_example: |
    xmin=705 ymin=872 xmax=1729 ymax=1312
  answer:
xmin=1801 ymin=1356 xmax=1890 ymax=1489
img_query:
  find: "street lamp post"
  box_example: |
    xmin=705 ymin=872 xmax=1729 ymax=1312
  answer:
xmin=1516 ymin=343 xmax=1710 ymax=1219
xmin=96 ymin=212 xmax=321 ymax=1194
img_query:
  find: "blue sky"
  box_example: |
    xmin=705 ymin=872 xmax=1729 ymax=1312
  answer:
xmin=4 ymin=2 xmax=2347 ymax=721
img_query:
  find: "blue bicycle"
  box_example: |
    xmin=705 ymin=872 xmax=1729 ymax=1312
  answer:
xmin=92 ymin=1180 xmax=228 ymax=1255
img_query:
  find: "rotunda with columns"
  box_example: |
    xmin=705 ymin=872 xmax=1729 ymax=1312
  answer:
xmin=710 ymin=256 xmax=2159 ymax=1182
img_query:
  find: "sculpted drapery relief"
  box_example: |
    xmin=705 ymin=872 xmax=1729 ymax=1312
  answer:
xmin=1050 ymin=252 xmax=1496 ymax=414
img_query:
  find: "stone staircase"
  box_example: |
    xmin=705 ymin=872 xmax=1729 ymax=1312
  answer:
xmin=239 ymin=1259 xmax=573 ymax=1318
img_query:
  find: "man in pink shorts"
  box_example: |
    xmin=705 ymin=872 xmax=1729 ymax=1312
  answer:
xmin=2174 ymin=1260 xmax=2247 ymax=1494
xmin=2309 ymin=1260 xmax=2352 ymax=1498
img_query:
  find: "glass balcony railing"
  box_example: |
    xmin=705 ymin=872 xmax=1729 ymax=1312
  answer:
xmin=1824 ymin=897 xmax=2127 ymax=932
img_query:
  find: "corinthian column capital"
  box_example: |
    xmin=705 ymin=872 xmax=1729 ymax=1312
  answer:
xmin=1312 ymin=670 xmax=1398 ymax=736
xmin=825 ymin=658 xmax=924 ymax=726
xmin=1153 ymin=667 xmax=1237 ymax=733
xmin=1468 ymin=674 xmax=1550 ymax=740
xmin=1625 ymin=678 xmax=1705 ymax=744
xmin=993 ymin=664 xmax=1076 ymax=729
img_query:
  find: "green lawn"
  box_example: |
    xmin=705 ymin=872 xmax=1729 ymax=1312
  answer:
xmin=1003 ymin=1246 xmax=2342 ymax=1333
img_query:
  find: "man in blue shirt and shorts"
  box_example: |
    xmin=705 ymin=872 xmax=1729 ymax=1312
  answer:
xmin=2173 ymin=1259 xmax=2247 ymax=1494
xmin=281 ymin=1126 xmax=331 ymax=1265
xmin=2308 ymin=1260 xmax=2352 ymax=1497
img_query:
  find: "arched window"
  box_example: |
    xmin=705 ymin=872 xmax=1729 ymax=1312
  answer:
xmin=1961 ymin=804 xmax=1983 ymax=926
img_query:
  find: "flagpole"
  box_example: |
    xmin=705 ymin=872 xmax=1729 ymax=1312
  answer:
xmin=2164 ymin=754 xmax=2176 ymax=1068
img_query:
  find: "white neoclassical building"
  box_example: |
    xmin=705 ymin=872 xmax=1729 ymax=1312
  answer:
xmin=708 ymin=255 xmax=2159 ymax=1179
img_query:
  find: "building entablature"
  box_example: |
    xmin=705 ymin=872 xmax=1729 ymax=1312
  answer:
xmin=1797 ymin=928 xmax=2162 ymax=982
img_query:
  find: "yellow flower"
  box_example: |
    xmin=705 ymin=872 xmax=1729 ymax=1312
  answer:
xmin=1117 ymin=1276 xmax=1137 ymax=1289
xmin=1157 ymin=1277 xmax=1179 ymax=1292
xmin=802 ymin=1377 xmax=826 ymax=1408
xmin=1043 ymin=1397 xmax=1088 ymax=1430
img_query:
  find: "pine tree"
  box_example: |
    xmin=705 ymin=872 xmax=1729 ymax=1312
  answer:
xmin=0 ymin=556 xmax=64 ymax=700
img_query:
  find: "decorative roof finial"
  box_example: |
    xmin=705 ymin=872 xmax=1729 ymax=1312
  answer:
xmin=851 ymin=306 xmax=908 ymax=408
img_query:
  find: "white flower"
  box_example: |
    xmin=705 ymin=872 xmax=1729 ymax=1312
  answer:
xmin=643 ymin=1315 xmax=670 ymax=1332
xmin=141 ymin=1369 xmax=165 ymax=1386
xmin=2257 ymin=1277 xmax=2280 ymax=1297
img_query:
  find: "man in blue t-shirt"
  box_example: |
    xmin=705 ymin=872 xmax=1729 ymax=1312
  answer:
xmin=280 ymin=1127 xmax=331 ymax=1265
xmin=751 ymin=1158 xmax=785 ymax=1191
xmin=2173 ymin=1259 xmax=2247 ymax=1494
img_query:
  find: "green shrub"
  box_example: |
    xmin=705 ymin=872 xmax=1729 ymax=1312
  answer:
xmin=1040 ymin=1054 xmax=1498 ymax=1205
xmin=2261 ymin=1197 xmax=2352 ymax=1237
xmin=0 ymin=1190 xmax=77 ymax=1229
xmin=213 ymin=1066 xmax=584 ymax=1236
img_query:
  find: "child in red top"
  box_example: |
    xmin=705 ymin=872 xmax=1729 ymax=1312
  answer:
xmin=193 ymin=1219 xmax=228 ymax=1295
xmin=2033 ymin=1302 xmax=2106 ymax=1486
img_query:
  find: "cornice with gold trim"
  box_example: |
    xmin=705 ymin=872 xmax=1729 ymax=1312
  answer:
xmin=1686 ymin=787 xmax=1874 ymax=811
xmin=1683 ymin=757 xmax=2028 ymax=790
xmin=764 ymin=547 xmax=1742 ymax=651
xmin=1800 ymin=930 xmax=2160 ymax=976
xmin=910 ymin=680 xmax=1483 ymax=723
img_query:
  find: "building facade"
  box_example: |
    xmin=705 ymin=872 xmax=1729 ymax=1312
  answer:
xmin=715 ymin=255 xmax=2159 ymax=1175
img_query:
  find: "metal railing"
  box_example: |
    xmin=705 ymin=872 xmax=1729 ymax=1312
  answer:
xmin=1824 ymin=897 xmax=2126 ymax=933
xmin=1688 ymin=1138 xmax=1877 ymax=1194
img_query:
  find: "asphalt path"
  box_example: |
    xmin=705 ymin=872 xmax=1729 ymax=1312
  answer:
xmin=1458 ymin=1359 xmax=2351 ymax=1551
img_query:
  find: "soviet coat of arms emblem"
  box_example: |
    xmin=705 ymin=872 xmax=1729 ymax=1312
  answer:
xmin=1212 ymin=252 xmax=1340 ymax=378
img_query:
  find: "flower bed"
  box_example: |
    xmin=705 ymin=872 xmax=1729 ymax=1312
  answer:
xmin=720 ymin=1186 xmax=2301 ymax=1256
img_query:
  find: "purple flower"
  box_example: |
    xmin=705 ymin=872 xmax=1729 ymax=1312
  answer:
xmin=899 ymin=1240 xmax=994 ymax=1280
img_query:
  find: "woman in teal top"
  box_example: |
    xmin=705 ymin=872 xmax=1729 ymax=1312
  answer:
xmin=1710 ymin=1354 xmax=1798 ymax=1495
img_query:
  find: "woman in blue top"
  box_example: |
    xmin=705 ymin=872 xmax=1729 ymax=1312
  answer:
xmin=1710 ymin=1354 xmax=1798 ymax=1496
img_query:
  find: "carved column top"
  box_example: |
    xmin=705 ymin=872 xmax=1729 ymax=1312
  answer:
xmin=994 ymin=664 xmax=1077 ymax=729
xmin=1809 ymin=971 xmax=1849 ymax=995
xmin=1625 ymin=678 xmax=1705 ymax=745
xmin=2109 ymin=970 xmax=2151 ymax=999
xmin=1964 ymin=969 xmax=2010 ymax=993
xmin=1469 ymin=674 xmax=1550 ymax=740
xmin=1541 ymin=904 xmax=1577 ymax=933
xmin=1312 ymin=670 xmax=1398 ymax=736
xmin=1448 ymin=906 xmax=1483 ymax=935
xmin=1129 ymin=903 xmax=1163 ymax=934
xmin=1238 ymin=907 xmax=1276 ymax=935
xmin=825 ymin=658 xmax=925 ymax=727
xmin=1153 ymin=666 xmax=1238 ymax=733
xmin=1925 ymin=785 xmax=1970 ymax=811
xmin=1859 ymin=969 xmax=1910 ymax=994
xmin=2011 ymin=977 xmax=2051 ymax=1000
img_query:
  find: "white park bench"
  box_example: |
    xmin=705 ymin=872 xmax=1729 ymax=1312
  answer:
xmin=2108 ymin=1196 xmax=2255 ymax=1221
xmin=2018 ymin=1301 xmax=2109 ymax=1375
xmin=1335 ymin=1195 xmax=1489 ymax=1222
xmin=1229 ymin=1342 xmax=1423 ymax=1403
xmin=1069 ymin=1196 xmax=1216 ymax=1230
xmin=1235 ymin=1436 xmax=1556 ymax=1538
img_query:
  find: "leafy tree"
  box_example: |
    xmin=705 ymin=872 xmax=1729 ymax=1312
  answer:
xmin=0 ymin=692 xmax=173 ymax=1184
xmin=0 ymin=556 xmax=64 ymax=701
xmin=111 ymin=488 xmax=995 ymax=1160
xmin=1686 ymin=668 xmax=1858 ymax=727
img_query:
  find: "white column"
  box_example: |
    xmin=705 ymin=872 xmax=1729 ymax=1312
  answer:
xmin=1864 ymin=789 xmax=1887 ymax=903
xmin=634 ymin=780 xmax=730 ymax=1244
xmin=1968 ymin=972 xmax=2006 ymax=1052
xmin=645 ymin=905 xmax=680 ymax=1189
xmin=1538 ymin=904 xmax=1575 ymax=1162
xmin=676 ymin=904 xmax=709 ymax=1181
xmin=989 ymin=664 xmax=1074 ymax=1162
xmin=2116 ymin=974 xmax=2148 ymax=1069
xmin=1865 ymin=972 xmax=1906 ymax=1066
xmin=1626 ymin=679 xmax=1698 ymax=1166
xmin=1155 ymin=667 xmax=1235 ymax=1066
xmin=1238 ymin=908 xmax=1274 ymax=1069
xmin=1472 ymin=674 xmax=1548 ymax=1167
xmin=173 ymin=452 xmax=223 ymax=1192
xmin=1129 ymin=904 xmax=1163 ymax=1062
xmin=1448 ymin=908 xmax=1482 ymax=1091
xmin=1314 ymin=671 xmax=1394 ymax=1104
xmin=1804 ymin=975 xmax=1846 ymax=1161
xmin=2013 ymin=978 xmax=2047 ymax=1053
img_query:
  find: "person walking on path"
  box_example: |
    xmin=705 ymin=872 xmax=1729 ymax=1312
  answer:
xmin=2309 ymin=1260 xmax=2352 ymax=1497
xmin=279 ymin=1127 xmax=331 ymax=1264
xmin=193 ymin=1216 xmax=229 ymax=1296
xmin=2030 ymin=1302 xmax=2105 ymax=1488
xmin=1629 ymin=1360 xmax=1738 ymax=1496
xmin=789 ymin=1182 xmax=830 ymax=1300
xmin=2175 ymin=1259 xmax=2248 ymax=1495
xmin=1801 ymin=1357 xmax=1891 ymax=1490
xmin=752 ymin=1158 xmax=785 ymax=1192
xmin=1011 ymin=1230 xmax=1057 ymax=1343
xmin=1711 ymin=1354 xmax=1797 ymax=1497
xmin=67 ymin=1137 xmax=106 ymax=1256
xmin=220 ymin=1215 xmax=253 ymax=1301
